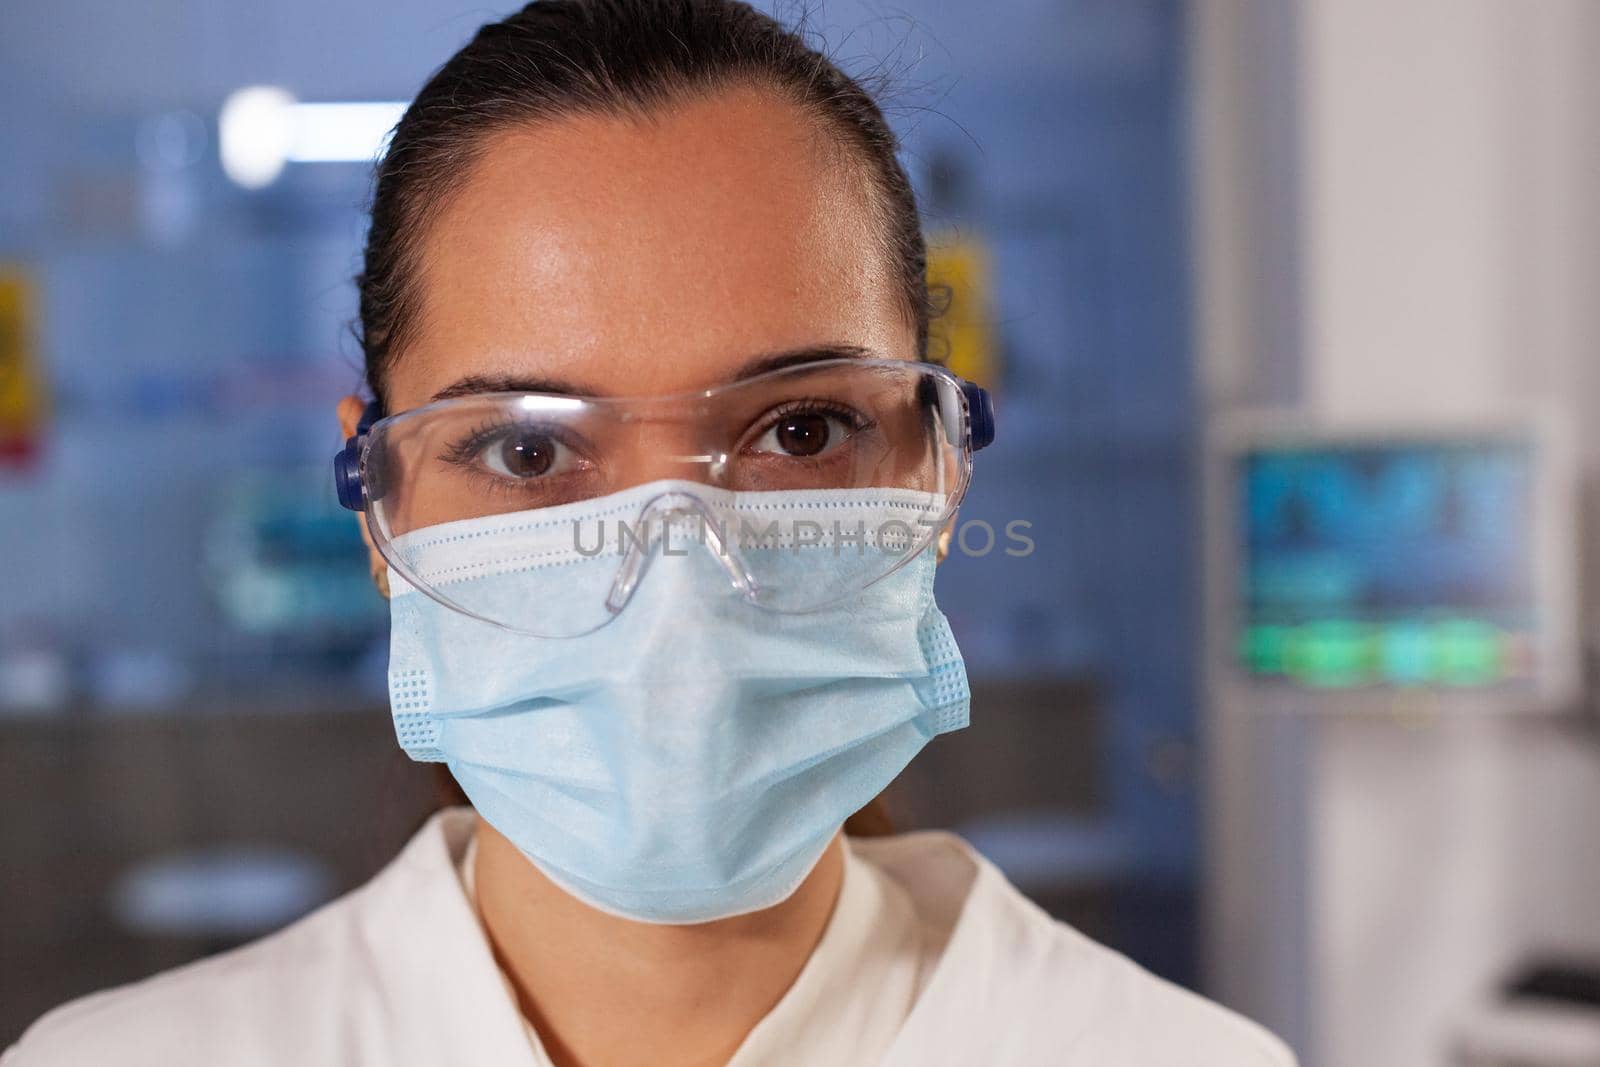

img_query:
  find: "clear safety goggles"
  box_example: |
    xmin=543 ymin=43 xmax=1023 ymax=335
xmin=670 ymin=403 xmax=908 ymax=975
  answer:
xmin=334 ymin=357 xmax=995 ymax=636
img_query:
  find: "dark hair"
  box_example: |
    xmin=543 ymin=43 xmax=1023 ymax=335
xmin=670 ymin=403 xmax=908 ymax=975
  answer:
xmin=356 ymin=0 xmax=930 ymax=411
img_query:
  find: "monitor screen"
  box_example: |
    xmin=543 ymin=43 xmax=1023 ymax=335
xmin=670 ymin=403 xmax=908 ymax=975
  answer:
xmin=1237 ymin=437 xmax=1541 ymax=689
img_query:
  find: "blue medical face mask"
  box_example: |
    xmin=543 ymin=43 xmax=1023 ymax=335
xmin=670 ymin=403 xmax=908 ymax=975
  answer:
xmin=384 ymin=480 xmax=970 ymax=924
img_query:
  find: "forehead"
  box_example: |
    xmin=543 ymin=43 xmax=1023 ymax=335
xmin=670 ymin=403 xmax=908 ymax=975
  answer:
xmin=390 ymin=86 xmax=913 ymax=410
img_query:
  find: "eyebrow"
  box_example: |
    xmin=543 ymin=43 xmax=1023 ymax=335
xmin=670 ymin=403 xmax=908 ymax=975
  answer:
xmin=428 ymin=343 xmax=875 ymax=403
xmin=430 ymin=373 xmax=599 ymax=403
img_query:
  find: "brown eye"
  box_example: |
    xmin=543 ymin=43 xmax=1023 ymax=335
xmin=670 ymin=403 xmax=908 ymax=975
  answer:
xmin=751 ymin=408 xmax=859 ymax=458
xmin=773 ymin=413 xmax=831 ymax=456
xmin=484 ymin=429 xmax=562 ymax=478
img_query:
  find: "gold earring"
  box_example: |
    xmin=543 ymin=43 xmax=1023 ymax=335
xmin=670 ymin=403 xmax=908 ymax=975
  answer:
xmin=372 ymin=566 xmax=391 ymax=600
xmin=936 ymin=527 xmax=953 ymax=564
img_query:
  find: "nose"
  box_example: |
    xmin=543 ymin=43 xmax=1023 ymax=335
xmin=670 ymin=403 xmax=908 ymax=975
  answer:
xmin=609 ymin=417 xmax=729 ymax=489
xmin=602 ymin=489 xmax=757 ymax=615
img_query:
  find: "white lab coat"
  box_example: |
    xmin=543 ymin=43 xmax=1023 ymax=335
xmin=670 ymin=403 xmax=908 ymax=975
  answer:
xmin=5 ymin=809 xmax=1295 ymax=1066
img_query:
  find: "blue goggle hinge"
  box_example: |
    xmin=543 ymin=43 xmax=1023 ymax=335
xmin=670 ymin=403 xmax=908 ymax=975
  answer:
xmin=961 ymin=381 xmax=996 ymax=451
xmin=334 ymin=400 xmax=382 ymax=512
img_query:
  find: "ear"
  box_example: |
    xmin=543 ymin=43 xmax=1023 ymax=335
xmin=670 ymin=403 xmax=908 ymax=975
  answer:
xmin=337 ymin=393 xmax=389 ymax=595
xmin=936 ymin=516 xmax=955 ymax=564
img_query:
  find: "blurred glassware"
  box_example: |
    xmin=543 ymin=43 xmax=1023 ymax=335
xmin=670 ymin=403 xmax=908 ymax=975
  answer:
xmin=0 ymin=640 xmax=71 ymax=716
xmin=111 ymin=846 xmax=336 ymax=941
xmin=204 ymin=468 xmax=386 ymax=640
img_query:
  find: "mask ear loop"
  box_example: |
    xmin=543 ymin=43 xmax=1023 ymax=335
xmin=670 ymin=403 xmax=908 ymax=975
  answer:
xmin=603 ymin=489 xmax=758 ymax=615
xmin=932 ymin=372 xmax=955 ymax=562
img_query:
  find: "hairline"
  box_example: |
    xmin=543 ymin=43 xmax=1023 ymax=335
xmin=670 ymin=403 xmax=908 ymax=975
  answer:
xmin=371 ymin=77 xmax=921 ymax=408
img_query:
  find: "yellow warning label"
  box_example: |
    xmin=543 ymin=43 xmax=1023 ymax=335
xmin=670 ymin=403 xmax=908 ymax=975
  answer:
xmin=926 ymin=234 xmax=998 ymax=389
xmin=0 ymin=267 xmax=47 ymax=462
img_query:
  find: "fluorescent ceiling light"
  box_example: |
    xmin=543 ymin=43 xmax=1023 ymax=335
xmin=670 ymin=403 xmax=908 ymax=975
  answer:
xmin=288 ymin=102 xmax=407 ymax=163
xmin=219 ymin=87 xmax=407 ymax=189
xmin=219 ymin=87 xmax=296 ymax=190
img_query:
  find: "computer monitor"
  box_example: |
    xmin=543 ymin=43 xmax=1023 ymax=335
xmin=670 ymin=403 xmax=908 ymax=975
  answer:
xmin=1212 ymin=413 xmax=1577 ymax=709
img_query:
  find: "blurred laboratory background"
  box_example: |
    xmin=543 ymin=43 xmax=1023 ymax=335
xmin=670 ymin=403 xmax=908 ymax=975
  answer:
xmin=3 ymin=1 xmax=1600 ymax=1064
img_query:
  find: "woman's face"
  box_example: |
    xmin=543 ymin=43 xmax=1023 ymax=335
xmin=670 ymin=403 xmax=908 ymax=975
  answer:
xmin=380 ymin=86 xmax=915 ymax=416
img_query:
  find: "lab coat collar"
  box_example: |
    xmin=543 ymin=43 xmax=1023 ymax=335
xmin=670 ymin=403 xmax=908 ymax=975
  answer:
xmin=861 ymin=829 xmax=1091 ymax=1066
xmin=352 ymin=806 xmax=541 ymax=1066
xmin=381 ymin=812 xmax=1005 ymax=1066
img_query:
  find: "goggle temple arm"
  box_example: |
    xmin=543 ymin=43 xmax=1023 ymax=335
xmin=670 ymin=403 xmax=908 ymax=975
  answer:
xmin=334 ymin=400 xmax=384 ymax=512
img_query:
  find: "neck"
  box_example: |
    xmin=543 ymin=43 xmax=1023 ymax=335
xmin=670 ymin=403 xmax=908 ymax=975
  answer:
xmin=472 ymin=816 xmax=844 ymax=1067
